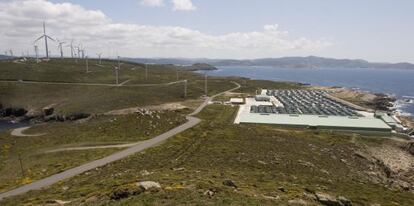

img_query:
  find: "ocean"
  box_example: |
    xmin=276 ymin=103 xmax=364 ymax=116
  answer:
xmin=0 ymin=120 xmax=29 ymax=133
xmin=203 ymin=66 xmax=414 ymax=116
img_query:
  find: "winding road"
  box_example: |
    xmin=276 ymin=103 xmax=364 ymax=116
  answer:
xmin=0 ymin=81 xmax=240 ymax=201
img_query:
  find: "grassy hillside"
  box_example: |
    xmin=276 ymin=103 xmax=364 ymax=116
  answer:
xmin=2 ymin=105 xmax=413 ymax=205
xmin=0 ymin=59 xmax=224 ymax=114
xmin=0 ymin=110 xmax=187 ymax=192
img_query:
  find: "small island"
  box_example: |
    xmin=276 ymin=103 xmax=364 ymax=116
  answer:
xmin=183 ymin=63 xmax=218 ymax=71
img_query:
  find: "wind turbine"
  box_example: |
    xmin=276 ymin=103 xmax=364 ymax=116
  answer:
xmin=35 ymin=22 xmax=54 ymax=59
xmin=113 ymin=56 xmax=121 ymax=85
xmin=75 ymin=44 xmax=82 ymax=63
xmin=184 ymin=80 xmax=188 ymax=98
xmin=96 ymin=53 xmax=102 ymax=64
xmin=57 ymin=40 xmax=66 ymax=59
xmin=34 ymin=45 xmax=39 ymax=63
xmin=204 ymin=72 xmax=208 ymax=96
xmin=145 ymin=63 xmax=149 ymax=80
xmin=66 ymin=40 xmax=75 ymax=59
xmin=86 ymin=56 xmax=89 ymax=73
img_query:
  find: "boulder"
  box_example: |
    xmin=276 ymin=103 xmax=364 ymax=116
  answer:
xmin=42 ymin=106 xmax=54 ymax=116
xmin=204 ymin=189 xmax=215 ymax=198
xmin=222 ymin=180 xmax=237 ymax=188
xmin=110 ymin=184 xmax=144 ymax=200
xmin=315 ymin=193 xmax=344 ymax=206
xmin=137 ymin=181 xmax=161 ymax=191
xmin=338 ymin=196 xmax=352 ymax=206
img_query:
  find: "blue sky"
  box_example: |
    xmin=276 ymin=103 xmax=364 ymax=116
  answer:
xmin=2 ymin=0 xmax=414 ymax=62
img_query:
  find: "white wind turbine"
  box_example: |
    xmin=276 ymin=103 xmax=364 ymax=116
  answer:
xmin=34 ymin=22 xmax=54 ymax=59
xmin=96 ymin=53 xmax=102 ymax=64
xmin=57 ymin=40 xmax=66 ymax=59
xmin=34 ymin=45 xmax=39 ymax=63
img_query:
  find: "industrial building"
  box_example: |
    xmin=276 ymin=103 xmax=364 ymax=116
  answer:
xmin=235 ymin=89 xmax=395 ymax=133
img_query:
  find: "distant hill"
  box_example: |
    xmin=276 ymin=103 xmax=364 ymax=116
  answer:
xmin=126 ymin=56 xmax=414 ymax=70
xmin=0 ymin=55 xmax=14 ymax=60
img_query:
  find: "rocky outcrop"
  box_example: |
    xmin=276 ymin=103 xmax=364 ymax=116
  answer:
xmin=315 ymin=193 xmax=352 ymax=206
xmin=0 ymin=106 xmax=27 ymax=117
xmin=136 ymin=181 xmax=161 ymax=191
xmin=403 ymin=141 xmax=414 ymax=156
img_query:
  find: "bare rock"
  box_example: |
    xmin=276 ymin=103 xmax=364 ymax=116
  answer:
xmin=403 ymin=141 xmax=414 ymax=156
xmin=42 ymin=106 xmax=54 ymax=116
xmin=338 ymin=196 xmax=352 ymax=206
xmin=288 ymin=199 xmax=309 ymax=205
xmin=204 ymin=189 xmax=215 ymax=198
xmin=45 ymin=199 xmax=71 ymax=205
xmin=137 ymin=181 xmax=161 ymax=191
xmin=315 ymin=193 xmax=343 ymax=206
xmin=110 ymin=184 xmax=144 ymax=200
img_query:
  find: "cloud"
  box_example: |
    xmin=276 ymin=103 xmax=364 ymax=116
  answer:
xmin=172 ymin=0 xmax=196 ymax=11
xmin=140 ymin=0 xmax=164 ymax=7
xmin=0 ymin=0 xmax=331 ymax=59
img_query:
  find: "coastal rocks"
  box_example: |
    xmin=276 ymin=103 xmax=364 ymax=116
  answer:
xmin=366 ymin=94 xmax=396 ymax=111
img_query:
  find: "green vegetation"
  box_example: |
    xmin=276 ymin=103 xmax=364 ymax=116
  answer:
xmin=2 ymin=59 xmax=411 ymax=205
xmin=0 ymin=59 xmax=236 ymax=114
xmin=0 ymin=110 xmax=186 ymax=192
xmin=2 ymin=105 xmax=413 ymax=205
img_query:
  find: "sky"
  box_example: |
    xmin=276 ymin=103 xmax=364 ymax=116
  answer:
xmin=0 ymin=0 xmax=413 ymax=63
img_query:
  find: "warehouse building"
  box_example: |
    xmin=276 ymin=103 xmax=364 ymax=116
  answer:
xmin=235 ymin=89 xmax=394 ymax=133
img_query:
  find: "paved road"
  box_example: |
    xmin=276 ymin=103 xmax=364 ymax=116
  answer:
xmin=45 ymin=142 xmax=141 ymax=153
xmin=0 ymin=79 xmax=187 ymax=87
xmin=0 ymin=81 xmax=240 ymax=201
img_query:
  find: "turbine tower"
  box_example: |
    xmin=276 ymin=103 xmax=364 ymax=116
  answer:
xmin=67 ymin=40 xmax=75 ymax=59
xmin=96 ymin=53 xmax=102 ymax=64
xmin=57 ymin=40 xmax=66 ymax=59
xmin=35 ymin=22 xmax=54 ymax=59
xmin=204 ymin=72 xmax=208 ymax=96
xmin=34 ymin=45 xmax=39 ymax=63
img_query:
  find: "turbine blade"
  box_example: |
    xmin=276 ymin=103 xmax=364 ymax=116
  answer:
xmin=34 ymin=35 xmax=44 ymax=43
xmin=46 ymin=35 xmax=55 ymax=41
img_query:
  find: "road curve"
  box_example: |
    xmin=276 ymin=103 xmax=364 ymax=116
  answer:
xmin=0 ymin=81 xmax=240 ymax=201
xmin=10 ymin=126 xmax=46 ymax=137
